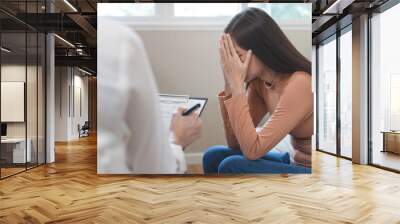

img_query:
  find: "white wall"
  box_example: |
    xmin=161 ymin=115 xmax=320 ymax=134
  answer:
xmin=55 ymin=67 xmax=89 ymax=141
xmin=1 ymin=65 xmax=40 ymax=138
xmin=1 ymin=65 xmax=29 ymax=142
xmin=135 ymin=28 xmax=311 ymax=153
xmin=1 ymin=64 xmax=46 ymax=163
xmin=72 ymin=73 xmax=89 ymax=138
xmin=55 ymin=67 xmax=69 ymax=141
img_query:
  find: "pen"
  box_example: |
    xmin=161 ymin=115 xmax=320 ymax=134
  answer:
xmin=182 ymin=103 xmax=201 ymax=116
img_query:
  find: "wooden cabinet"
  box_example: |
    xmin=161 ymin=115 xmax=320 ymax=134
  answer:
xmin=382 ymin=131 xmax=400 ymax=154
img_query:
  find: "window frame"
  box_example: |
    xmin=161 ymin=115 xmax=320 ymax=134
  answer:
xmin=316 ymin=34 xmax=338 ymax=156
xmin=0 ymin=0 xmax=47 ymax=180
xmin=315 ymin=24 xmax=353 ymax=161
xmin=368 ymin=0 xmax=400 ymax=173
xmin=338 ymin=25 xmax=353 ymax=159
xmin=97 ymin=3 xmax=311 ymax=31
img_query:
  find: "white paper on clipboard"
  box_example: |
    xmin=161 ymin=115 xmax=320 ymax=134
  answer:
xmin=158 ymin=94 xmax=207 ymax=128
xmin=187 ymin=97 xmax=207 ymax=116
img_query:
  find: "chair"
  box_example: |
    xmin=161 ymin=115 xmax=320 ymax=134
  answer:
xmin=79 ymin=121 xmax=90 ymax=138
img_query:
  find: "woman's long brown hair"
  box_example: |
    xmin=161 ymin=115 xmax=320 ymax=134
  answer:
xmin=225 ymin=7 xmax=311 ymax=76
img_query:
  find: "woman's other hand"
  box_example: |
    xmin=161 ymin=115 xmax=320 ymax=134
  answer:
xmin=218 ymin=33 xmax=252 ymax=96
xmin=170 ymin=108 xmax=203 ymax=148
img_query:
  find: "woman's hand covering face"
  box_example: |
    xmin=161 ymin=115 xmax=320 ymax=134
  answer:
xmin=218 ymin=33 xmax=252 ymax=96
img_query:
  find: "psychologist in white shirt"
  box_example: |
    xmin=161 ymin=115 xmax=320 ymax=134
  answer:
xmin=97 ymin=19 xmax=202 ymax=174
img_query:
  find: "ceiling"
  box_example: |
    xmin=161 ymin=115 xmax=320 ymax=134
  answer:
xmin=310 ymin=0 xmax=391 ymax=43
xmin=1 ymin=0 xmax=99 ymax=73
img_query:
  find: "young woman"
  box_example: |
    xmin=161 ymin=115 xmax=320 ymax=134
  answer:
xmin=203 ymin=8 xmax=313 ymax=174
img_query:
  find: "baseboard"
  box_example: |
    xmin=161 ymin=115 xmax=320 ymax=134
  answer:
xmin=185 ymin=152 xmax=203 ymax=165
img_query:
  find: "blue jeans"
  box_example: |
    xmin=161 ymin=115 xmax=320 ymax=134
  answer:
xmin=202 ymin=145 xmax=311 ymax=174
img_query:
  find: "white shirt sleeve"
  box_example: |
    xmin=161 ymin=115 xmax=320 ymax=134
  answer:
xmin=97 ymin=19 xmax=186 ymax=174
xmin=170 ymin=143 xmax=187 ymax=174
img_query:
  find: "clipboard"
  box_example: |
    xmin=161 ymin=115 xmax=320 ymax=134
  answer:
xmin=188 ymin=97 xmax=208 ymax=116
xmin=158 ymin=94 xmax=208 ymax=129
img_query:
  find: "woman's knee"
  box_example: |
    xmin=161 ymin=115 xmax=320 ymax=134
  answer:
xmin=202 ymin=145 xmax=231 ymax=173
xmin=218 ymin=155 xmax=247 ymax=173
xmin=202 ymin=145 xmax=230 ymax=163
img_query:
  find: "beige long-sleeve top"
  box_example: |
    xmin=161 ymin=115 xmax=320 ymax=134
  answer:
xmin=218 ymin=72 xmax=313 ymax=167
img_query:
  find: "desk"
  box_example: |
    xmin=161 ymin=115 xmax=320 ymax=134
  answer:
xmin=1 ymin=138 xmax=31 ymax=164
xmin=381 ymin=131 xmax=400 ymax=155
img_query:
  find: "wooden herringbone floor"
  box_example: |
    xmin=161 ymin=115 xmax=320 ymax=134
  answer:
xmin=0 ymin=135 xmax=400 ymax=224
